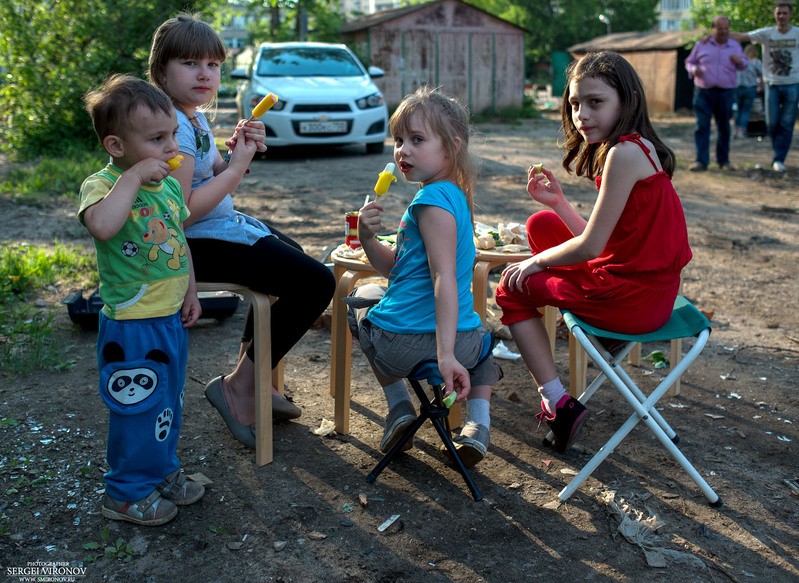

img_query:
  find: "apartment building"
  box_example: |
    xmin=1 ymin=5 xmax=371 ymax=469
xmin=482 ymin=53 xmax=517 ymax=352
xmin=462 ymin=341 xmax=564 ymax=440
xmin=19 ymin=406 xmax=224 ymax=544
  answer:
xmin=657 ymin=0 xmax=695 ymax=31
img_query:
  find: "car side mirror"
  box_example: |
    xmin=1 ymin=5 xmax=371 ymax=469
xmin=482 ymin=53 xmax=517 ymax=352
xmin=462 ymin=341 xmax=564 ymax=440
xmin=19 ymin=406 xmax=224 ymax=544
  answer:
xmin=231 ymin=67 xmax=250 ymax=80
xmin=367 ymin=66 xmax=385 ymax=79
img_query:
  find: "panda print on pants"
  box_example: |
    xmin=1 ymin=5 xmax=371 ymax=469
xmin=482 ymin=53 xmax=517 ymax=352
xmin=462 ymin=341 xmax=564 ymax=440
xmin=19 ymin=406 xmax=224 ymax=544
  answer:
xmin=97 ymin=314 xmax=186 ymax=503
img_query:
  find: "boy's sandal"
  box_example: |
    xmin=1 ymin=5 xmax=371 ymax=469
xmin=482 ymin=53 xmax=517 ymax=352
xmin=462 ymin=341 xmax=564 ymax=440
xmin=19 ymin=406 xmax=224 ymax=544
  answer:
xmin=102 ymin=491 xmax=177 ymax=527
xmin=157 ymin=469 xmax=205 ymax=506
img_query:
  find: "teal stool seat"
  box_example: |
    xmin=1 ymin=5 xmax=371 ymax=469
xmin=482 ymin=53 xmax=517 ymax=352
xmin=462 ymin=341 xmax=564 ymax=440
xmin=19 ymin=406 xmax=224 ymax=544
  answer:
xmin=557 ymin=296 xmax=721 ymax=507
xmin=562 ymin=295 xmax=710 ymax=344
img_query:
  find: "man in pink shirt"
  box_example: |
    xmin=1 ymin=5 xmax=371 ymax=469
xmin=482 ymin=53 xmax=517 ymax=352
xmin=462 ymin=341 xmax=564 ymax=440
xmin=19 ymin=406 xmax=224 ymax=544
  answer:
xmin=685 ymin=16 xmax=748 ymax=171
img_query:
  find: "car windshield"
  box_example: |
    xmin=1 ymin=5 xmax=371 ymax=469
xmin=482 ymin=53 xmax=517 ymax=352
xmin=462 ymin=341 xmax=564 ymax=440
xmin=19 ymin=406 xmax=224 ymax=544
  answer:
xmin=256 ymin=47 xmax=364 ymax=77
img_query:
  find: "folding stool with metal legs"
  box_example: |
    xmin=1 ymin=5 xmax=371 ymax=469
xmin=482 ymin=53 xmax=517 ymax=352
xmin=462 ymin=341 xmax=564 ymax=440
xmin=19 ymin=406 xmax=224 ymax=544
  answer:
xmin=553 ymin=296 xmax=722 ymax=507
xmin=366 ymin=335 xmax=494 ymax=501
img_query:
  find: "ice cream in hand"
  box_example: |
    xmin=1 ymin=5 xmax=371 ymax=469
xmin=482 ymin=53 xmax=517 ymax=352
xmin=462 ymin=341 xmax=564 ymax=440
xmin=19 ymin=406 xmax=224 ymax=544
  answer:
xmin=373 ymin=163 xmax=397 ymax=196
xmin=167 ymin=155 xmax=183 ymax=170
xmin=250 ymin=93 xmax=278 ymax=119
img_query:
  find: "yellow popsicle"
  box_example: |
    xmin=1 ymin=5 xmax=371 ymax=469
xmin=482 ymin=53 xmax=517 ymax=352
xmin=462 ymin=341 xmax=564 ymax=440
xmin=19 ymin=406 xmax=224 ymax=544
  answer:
xmin=250 ymin=93 xmax=279 ymax=119
xmin=166 ymin=155 xmax=184 ymax=170
xmin=373 ymin=162 xmax=397 ymax=196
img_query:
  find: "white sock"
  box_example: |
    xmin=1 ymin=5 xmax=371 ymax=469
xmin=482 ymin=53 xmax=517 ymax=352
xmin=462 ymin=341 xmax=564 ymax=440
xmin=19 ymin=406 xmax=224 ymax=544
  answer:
xmin=538 ymin=378 xmax=566 ymax=415
xmin=382 ymin=380 xmax=411 ymax=410
xmin=465 ymin=398 xmax=490 ymax=428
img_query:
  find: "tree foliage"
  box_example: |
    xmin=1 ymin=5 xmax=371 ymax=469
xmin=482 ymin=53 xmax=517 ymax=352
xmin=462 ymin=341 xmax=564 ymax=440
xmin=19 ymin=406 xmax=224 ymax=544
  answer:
xmin=2 ymin=0 xmax=781 ymax=161
xmin=0 ymin=0 xmax=210 ymax=161
xmin=221 ymin=0 xmax=343 ymax=45
xmin=691 ymin=0 xmax=780 ymax=33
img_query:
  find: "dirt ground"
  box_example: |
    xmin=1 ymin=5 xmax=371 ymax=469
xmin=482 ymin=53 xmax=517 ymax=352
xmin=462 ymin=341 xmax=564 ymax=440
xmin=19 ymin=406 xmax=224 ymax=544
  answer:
xmin=1 ymin=108 xmax=798 ymax=583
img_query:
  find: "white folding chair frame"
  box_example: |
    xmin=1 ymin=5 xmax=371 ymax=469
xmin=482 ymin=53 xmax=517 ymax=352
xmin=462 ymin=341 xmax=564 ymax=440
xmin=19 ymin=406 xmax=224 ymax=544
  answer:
xmin=558 ymin=321 xmax=721 ymax=507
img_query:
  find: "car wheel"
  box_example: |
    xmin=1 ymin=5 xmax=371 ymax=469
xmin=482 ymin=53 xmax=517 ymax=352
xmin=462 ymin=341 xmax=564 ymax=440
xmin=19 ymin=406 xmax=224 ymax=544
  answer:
xmin=366 ymin=141 xmax=385 ymax=155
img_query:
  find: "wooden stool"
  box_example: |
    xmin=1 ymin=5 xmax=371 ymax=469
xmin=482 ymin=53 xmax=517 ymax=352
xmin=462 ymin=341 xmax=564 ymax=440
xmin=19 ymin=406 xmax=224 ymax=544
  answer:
xmin=472 ymin=249 xmax=558 ymax=355
xmin=197 ymin=282 xmax=283 ymax=466
xmin=329 ymin=254 xmax=384 ymax=436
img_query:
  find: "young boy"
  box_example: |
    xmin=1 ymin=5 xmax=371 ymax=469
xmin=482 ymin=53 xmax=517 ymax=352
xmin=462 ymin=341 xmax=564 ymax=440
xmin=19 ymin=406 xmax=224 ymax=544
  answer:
xmin=80 ymin=74 xmax=203 ymax=526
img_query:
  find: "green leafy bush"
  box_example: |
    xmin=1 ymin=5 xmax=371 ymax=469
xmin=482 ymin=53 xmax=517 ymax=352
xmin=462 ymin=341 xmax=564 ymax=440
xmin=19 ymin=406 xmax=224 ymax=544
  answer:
xmin=0 ymin=0 xmax=202 ymax=162
xmin=0 ymin=150 xmax=106 ymax=206
xmin=0 ymin=242 xmax=97 ymax=373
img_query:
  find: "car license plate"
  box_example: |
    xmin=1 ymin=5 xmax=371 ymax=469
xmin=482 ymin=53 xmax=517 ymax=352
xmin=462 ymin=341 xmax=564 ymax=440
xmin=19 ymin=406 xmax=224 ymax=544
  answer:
xmin=299 ymin=121 xmax=347 ymax=134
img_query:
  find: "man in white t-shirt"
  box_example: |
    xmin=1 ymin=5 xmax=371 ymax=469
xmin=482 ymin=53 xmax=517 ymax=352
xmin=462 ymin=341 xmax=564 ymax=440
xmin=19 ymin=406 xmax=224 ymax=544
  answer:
xmin=733 ymin=2 xmax=799 ymax=172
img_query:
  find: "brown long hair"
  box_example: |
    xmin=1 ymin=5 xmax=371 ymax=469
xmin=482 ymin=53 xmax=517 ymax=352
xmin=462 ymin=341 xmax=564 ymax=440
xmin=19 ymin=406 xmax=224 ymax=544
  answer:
xmin=390 ymin=86 xmax=477 ymax=216
xmin=560 ymin=51 xmax=675 ymax=179
xmin=148 ymin=13 xmax=227 ymax=110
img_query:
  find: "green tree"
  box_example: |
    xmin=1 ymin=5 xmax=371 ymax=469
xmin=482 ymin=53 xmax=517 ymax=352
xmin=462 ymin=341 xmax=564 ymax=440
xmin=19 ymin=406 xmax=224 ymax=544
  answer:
xmin=0 ymin=0 xmax=209 ymax=162
xmin=228 ymin=0 xmax=343 ymax=45
xmin=691 ymin=0 xmax=780 ymax=32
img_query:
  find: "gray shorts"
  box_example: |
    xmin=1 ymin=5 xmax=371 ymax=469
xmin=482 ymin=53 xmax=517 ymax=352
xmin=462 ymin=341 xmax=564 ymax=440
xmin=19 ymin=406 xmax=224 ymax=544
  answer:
xmin=345 ymin=283 xmax=502 ymax=386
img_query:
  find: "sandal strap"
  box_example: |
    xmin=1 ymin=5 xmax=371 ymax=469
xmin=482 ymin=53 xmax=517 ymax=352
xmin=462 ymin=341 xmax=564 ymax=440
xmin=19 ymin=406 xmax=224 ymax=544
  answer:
xmin=158 ymin=470 xmax=185 ymax=497
xmin=136 ymin=490 xmax=164 ymax=512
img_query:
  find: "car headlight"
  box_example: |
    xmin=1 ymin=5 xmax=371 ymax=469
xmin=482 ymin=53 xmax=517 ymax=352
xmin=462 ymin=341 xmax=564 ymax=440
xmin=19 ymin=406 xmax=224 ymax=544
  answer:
xmin=356 ymin=93 xmax=384 ymax=110
xmin=250 ymin=94 xmax=285 ymax=112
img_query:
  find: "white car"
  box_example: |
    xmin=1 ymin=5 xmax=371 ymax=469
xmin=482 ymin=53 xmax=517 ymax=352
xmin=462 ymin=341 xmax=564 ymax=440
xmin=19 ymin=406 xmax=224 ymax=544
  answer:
xmin=232 ymin=42 xmax=388 ymax=154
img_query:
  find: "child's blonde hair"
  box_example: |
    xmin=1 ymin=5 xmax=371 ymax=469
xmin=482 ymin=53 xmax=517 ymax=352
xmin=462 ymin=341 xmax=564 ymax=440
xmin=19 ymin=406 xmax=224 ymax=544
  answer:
xmin=84 ymin=73 xmax=174 ymax=142
xmin=389 ymin=86 xmax=477 ymax=214
xmin=744 ymin=44 xmax=760 ymax=60
xmin=148 ymin=13 xmax=227 ymax=109
xmin=561 ymin=51 xmax=675 ymax=179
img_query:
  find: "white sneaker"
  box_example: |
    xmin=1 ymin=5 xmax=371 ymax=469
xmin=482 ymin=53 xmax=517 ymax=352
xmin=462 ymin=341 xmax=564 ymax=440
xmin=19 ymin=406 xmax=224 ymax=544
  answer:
xmin=772 ymin=161 xmax=786 ymax=172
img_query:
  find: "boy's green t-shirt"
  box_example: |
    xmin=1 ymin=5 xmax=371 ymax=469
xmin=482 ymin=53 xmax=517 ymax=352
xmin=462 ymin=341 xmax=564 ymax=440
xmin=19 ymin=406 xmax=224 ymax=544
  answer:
xmin=78 ymin=164 xmax=190 ymax=320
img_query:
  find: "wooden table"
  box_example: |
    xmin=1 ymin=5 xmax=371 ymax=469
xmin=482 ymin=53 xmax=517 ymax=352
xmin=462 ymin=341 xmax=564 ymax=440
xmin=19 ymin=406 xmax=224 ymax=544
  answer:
xmin=473 ymin=249 xmax=558 ymax=355
xmin=329 ymin=246 xmax=559 ymax=435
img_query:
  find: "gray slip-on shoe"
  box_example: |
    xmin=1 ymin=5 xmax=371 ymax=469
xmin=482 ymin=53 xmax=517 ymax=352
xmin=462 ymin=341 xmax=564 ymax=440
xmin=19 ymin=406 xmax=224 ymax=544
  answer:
xmin=442 ymin=422 xmax=489 ymax=468
xmin=205 ymin=375 xmax=256 ymax=449
xmin=379 ymin=400 xmax=416 ymax=453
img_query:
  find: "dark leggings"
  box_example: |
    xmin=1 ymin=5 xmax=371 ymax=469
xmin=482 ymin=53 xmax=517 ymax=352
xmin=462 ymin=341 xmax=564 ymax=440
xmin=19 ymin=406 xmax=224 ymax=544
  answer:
xmin=188 ymin=227 xmax=335 ymax=368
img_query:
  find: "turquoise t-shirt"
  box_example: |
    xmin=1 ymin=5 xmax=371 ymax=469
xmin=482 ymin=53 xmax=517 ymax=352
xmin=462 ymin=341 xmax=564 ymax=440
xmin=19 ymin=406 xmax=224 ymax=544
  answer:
xmin=366 ymin=181 xmax=481 ymax=334
xmin=78 ymin=164 xmax=190 ymax=320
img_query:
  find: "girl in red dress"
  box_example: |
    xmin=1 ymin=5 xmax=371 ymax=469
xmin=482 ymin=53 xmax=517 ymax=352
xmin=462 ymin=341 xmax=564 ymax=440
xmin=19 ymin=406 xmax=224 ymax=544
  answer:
xmin=496 ymin=51 xmax=691 ymax=453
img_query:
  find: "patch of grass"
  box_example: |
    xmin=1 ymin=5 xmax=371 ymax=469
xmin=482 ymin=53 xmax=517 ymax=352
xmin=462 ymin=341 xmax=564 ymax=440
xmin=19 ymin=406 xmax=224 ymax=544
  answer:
xmin=0 ymin=242 xmax=96 ymax=303
xmin=0 ymin=149 xmax=106 ymax=207
xmin=0 ymin=242 xmax=97 ymax=374
xmin=84 ymin=527 xmax=137 ymax=563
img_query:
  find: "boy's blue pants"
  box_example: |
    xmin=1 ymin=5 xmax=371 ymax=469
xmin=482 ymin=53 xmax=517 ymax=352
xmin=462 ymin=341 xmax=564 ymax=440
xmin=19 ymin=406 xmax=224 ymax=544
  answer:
xmin=97 ymin=312 xmax=187 ymax=502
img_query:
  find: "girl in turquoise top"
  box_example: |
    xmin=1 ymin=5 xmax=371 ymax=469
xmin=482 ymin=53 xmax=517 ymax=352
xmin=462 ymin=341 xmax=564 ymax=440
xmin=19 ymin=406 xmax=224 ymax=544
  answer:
xmin=349 ymin=86 xmax=502 ymax=467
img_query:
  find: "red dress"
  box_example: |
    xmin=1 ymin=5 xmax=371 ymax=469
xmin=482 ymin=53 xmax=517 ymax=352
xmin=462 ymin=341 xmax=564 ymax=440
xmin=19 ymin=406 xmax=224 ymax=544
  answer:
xmin=496 ymin=134 xmax=692 ymax=334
